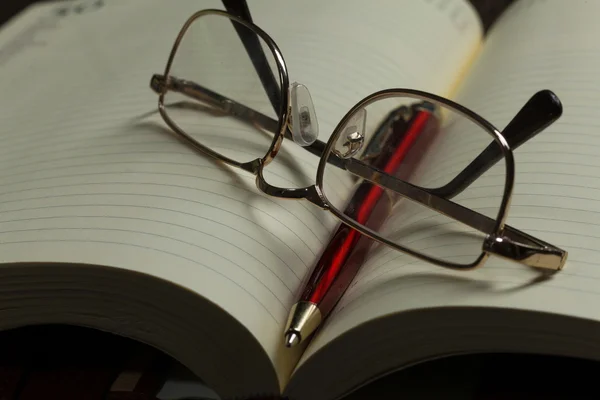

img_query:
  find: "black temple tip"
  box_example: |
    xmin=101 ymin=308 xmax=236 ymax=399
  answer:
xmin=535 ymin=89 xmax=563 ymax=120
xmin=502 ymin=89 xmax=563 ymax=150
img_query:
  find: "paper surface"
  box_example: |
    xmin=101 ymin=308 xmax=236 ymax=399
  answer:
xmin=0 ymin=0 xmax=481 ymax=394
xmin=291 ymin=2 xmax=600 ymax=399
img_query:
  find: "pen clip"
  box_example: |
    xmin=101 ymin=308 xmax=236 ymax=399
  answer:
xmin=359 ymin=101 xmax=437 ymax=164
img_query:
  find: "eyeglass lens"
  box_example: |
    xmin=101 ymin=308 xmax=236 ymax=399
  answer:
xmin=322 ymin=96 xmax=507 ymax=265
xmin=162 ymin=14 xmax=282 ymax=164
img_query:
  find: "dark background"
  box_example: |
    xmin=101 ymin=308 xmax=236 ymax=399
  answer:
xmin=0 ymin=0 xmax=42 ymax=26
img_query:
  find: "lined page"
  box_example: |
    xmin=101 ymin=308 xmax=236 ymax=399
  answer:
xmin=300 ymin=0 xmax=600 ymax=363
xmin=0 ymin=0 xmax=481 ymax=385
xmin=250 ymin=0 xmax=482 ymax=141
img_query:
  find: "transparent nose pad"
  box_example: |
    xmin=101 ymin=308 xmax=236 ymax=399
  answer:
xmin=290 ymin=82 xmax=318 ymax=146
xmin=333 ymin=108 xmax=367 ymax=159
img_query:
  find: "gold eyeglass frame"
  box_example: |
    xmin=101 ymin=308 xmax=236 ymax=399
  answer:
xmin=151 ymin=9 xmax=568 ymax=273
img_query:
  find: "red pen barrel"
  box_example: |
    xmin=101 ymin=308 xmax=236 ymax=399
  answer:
xmin=306 ymin=190 xmax=394 ymax=316
xmin=299 ymin=108 xmax=440 ymax=316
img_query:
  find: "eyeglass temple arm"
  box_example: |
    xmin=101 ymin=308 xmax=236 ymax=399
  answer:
xmin=346 ymin=158 xmax=567 ymax=271
xmin=150 ymin=74 xmax=345 ymax=169
xmin=151 ymin=74 xmax=566 ymax=270
xmin=221 ymin=0 xmax=282 ymax=114
xmin=151 ymin=74 xmax=561 ymax=204
xmin=428 ymin=90 xmax=563 ymax=199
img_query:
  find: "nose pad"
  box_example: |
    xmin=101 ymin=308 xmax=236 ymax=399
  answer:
xmin=334 ymin=108 xmax=367 ymax=159
xmin=290 ymin=82 xmax=319 ymax=146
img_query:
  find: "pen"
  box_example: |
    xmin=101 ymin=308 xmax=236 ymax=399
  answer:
xmin=283 ymin=101 xmax=440 ymax=347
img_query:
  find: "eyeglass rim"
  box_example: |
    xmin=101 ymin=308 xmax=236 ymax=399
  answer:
xmin=156 ymin=8 xmax=291 ymax=174
xmin=316 ymin=88 xmax=516 ymax=270
xmin=152 ymin=9 xmax=566 ymax=272
xmin=153 ymin=9 xmax=516 ymax=270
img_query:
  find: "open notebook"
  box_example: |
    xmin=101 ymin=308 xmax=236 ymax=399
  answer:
xmin=1 ymin=1 xmax=599 ymax=399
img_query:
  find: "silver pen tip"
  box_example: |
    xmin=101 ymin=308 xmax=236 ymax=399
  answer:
xmin=284 ymin=331 xmax=300 ymax=348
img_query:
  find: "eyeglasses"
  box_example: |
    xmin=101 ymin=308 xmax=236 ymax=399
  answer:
xmin=150 ymin=7 xmax=568 ymax=272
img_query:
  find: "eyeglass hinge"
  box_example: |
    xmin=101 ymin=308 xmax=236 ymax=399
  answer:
xmin=483 ymin=233 xmax=566 ymax=271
